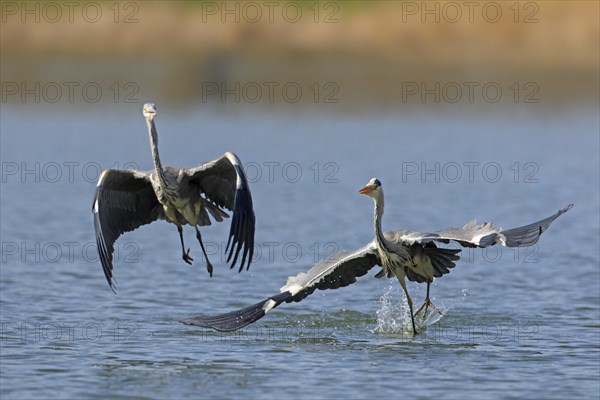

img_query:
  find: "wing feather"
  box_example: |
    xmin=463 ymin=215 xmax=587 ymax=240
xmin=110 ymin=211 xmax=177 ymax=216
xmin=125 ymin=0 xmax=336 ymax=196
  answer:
xmin=385 ymin=204 xmax=573 ymax=249
xmin=281 ymin=242 xmax=380 ymax=302
xmin=182 ymin=152 xmax=255 ymax=271
xmin=93 ymin=169 xmax=164 ymax=291
xmin=500 ymin=204 xmax=573 ymax=247
xmin=179 ymin=242 xmax=381 ymax=331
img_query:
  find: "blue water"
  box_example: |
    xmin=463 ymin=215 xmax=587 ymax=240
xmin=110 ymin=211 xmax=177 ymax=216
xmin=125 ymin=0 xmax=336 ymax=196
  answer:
xmin=1 ymin=105 xmax=599 ymax=399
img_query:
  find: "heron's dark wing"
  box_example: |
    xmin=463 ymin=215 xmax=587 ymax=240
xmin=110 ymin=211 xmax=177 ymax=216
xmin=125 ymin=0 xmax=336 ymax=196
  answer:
xmin=93 ymin=169 xmax=164 ymax=292
xmin=180 ymin=242 xmax=381 ymax=332
xmin=182 ymin=152 xmax=255 ymax=272
xmin=386 ymin=204 xmax=573 ymax=249
xmin=279 ymin=241 xmax=380 ymax=302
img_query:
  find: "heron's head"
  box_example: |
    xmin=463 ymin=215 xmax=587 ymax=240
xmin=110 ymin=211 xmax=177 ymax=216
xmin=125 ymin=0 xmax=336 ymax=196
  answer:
xmin=358 ymin=178 xmax=382 ymax=199
xmin=143 ymin=103 xmax=157 ymax=120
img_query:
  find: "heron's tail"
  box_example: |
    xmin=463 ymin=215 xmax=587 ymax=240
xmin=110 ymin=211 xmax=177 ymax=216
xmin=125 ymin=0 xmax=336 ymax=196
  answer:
xmin=180 ymin=292 xmax=291 ymax=332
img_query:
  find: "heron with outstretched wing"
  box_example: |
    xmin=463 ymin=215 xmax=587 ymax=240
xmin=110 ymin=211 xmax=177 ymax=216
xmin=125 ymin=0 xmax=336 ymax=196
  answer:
xmin=93 ymin=103 xmax=256 ymax=292
xmin=181 ymin=178 xmax=571 ymax=334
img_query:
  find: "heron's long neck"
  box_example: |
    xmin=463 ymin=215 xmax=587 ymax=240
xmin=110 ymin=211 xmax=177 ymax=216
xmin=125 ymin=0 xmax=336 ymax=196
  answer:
xmin=373 ymin=191 xmax=388 ymax=251
xmin=146 ymin=118 xmax=169 ymax=189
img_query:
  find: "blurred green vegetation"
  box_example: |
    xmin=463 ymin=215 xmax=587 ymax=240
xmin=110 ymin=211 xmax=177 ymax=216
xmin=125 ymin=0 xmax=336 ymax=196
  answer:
xmin=1 ymin=1 xmax=597 ymax=110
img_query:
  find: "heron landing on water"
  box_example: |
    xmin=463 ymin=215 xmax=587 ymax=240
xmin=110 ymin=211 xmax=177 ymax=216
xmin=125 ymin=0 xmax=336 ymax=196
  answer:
xmin=181 ymin=178 xmax=572 ymax=335
xmin=93 ymin=103 xmax=255 ymax=292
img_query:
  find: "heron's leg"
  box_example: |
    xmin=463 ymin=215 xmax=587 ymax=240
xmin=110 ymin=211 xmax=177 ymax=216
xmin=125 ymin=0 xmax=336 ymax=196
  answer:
xmin=194 ymin=227 xmax=214 ymax=277
xmin=415 ymin=282 xmax=443 ymax=318
xmin=396 ymin=273 xmax=417 ymax=335
xmin=177 ymin=225 xmax=193 ymax=265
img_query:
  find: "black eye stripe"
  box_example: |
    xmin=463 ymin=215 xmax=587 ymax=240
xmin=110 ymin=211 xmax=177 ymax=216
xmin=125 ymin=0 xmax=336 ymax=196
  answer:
xmin=374 ymin=179 xmax=381 ymax=186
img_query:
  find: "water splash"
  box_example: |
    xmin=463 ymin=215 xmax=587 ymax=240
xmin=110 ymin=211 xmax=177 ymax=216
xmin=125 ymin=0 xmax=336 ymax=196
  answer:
xmin=374 ymin=285 xmax=414 ymax=333
xmin=373 ymin=283 xmax=469 ymax=334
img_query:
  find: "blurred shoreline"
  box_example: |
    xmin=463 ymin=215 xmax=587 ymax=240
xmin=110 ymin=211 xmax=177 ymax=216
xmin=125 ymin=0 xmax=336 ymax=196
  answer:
xmin=1 ymin=1 xmax=598 ymax=109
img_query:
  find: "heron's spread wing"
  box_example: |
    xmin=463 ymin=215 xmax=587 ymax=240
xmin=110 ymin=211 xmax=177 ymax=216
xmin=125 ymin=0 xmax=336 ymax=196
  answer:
xmin=183 ymin=152 xmax=256 ymax=272
xmin=279 ymin=242 xmax=380 ymax=302
xmin=385 ymin=204 xmax=573 ymax=249
xmin=180 ymin=242 xmax=381 ymax=332
xmin=93 ymin=169 xmax=164 ymax=292
xmin=385 ymin=204 xmax=572 ymax=283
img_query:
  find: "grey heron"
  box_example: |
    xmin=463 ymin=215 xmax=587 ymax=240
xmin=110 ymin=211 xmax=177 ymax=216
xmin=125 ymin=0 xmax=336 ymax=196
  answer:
xmin=181 ymin=178 xmax=572 ymax=334
xmin=93 ymin=103 xmax=255 ymax=292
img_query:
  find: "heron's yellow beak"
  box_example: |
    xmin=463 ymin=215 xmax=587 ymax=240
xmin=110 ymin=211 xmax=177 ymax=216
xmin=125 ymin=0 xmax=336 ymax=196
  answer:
xmin=358 ymin=186 xmax=372 ymax=194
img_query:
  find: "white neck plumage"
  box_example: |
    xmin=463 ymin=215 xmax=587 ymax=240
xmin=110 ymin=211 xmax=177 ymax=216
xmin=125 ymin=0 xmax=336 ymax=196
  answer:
xmin=373 ymin=189 xmax=388 ymax=252
xmin=146 ymin=117 xmax=169 ymax=190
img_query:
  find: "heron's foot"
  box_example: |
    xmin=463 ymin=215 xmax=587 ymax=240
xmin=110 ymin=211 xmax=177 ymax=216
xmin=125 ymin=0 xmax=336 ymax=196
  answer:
xmin=414 ymin=298 xmax=442 ymax=318
xmin=182 ymin=248 xmax=194 ymax=265
xmin=206 ymin=260 xmax=214 ymax=277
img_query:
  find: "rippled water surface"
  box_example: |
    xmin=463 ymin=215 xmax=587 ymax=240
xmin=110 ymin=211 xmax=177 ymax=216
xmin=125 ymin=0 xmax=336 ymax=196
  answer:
xmin=1 ymin=106 xmax=599 ymax=399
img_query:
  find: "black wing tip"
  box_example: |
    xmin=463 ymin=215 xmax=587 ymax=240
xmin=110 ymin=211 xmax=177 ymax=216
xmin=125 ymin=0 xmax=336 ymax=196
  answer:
xmin=560 ymin=203 xmax=574 ymax=214
xmin=226 ymin=185 xmax=256 ymax=272
xmin=101 ymin=252 xmax=117 ymax=293
xmin=108 ymin=283 xmax=117 ymax=294
xmin=93 ymin=199 xmax=118 ymax=294
xmin=181 ymin=311 xmax=266 ymax=332
xmin=179 ymin=315 xmax=214 ymax=328
xmin=179 ymin=298 xmax=272 ymax=332
xmin=238 ymin=210 xmax=256 ymax=273
xmin=97 ymin=238 xmax=116 ymax=293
